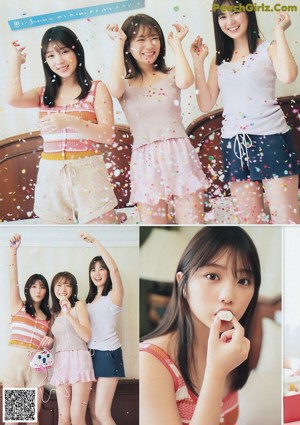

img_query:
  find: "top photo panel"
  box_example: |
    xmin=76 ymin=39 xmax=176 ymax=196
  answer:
xmin=0 ymin=0 xmax=299 ymax=225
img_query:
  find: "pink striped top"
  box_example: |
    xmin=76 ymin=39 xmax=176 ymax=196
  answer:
xmin=39 ymin=81 xmax=100 ymax=153
xmin=9 ymin=306 xmax=50 ymax=349
xmin=140 ymin=342 xmax=239 ymax=425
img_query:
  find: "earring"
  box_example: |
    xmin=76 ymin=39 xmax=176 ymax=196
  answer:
xmin=183 ymin=287 xmax=187 ymax=299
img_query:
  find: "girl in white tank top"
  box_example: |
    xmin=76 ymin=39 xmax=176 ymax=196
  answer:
xmin=191 ymin=0 xmax=299 ymax=224
xmin=80 ymin=231 xmax=125 ymax=425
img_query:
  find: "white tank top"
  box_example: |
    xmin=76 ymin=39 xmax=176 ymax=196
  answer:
xmin=86 ymin=294 xmax=122 ymax=351
xmin=218 ymin=40 xmax=289 ymax=138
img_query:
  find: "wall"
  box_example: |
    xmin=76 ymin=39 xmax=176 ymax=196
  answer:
xmin=1 ymin=0 xmax=299 ymax=139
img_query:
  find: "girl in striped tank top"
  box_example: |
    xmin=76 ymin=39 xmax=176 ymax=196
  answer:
xmin=140 ymin=227 xmax=261 ymax=425
xmin=7 ymin=26 xmax=121 ymax=224
xmin=2 ymin=234 xmax=53 ymax=425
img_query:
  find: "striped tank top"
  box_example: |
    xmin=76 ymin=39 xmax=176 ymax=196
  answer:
xmin=140 ymin=342 xmax=239 ymax=425
xmin=9 ymin=305 xmax=50 ymax=349
xmin=39 ymin=81 xmax=101 ymax=153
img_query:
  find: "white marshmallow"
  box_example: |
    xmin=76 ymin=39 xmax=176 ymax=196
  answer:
xmin=217 ymin=310 xmax=233 ymax=321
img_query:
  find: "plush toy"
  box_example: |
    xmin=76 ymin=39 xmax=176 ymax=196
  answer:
xmin=30 ymin=348 xmax=54 ymax=372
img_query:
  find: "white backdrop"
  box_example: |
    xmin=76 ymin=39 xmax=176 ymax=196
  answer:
xmin=0 ymin=0 xmax=299 ymax=139
xmin=0 ymin=225 xmax=139 ymax=379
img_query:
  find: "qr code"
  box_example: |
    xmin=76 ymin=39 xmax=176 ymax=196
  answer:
xmin=3 ymin=388 xmax=37 ymax=423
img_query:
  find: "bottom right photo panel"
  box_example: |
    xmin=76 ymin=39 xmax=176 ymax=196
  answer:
xmin=284 ymin=226 xmax=300 ymax=425
xmin=140 ymin=226 xmax=282 ymax=425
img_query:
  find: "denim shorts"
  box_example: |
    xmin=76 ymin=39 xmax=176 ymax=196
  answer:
xmin=220 ymin=131 xmax=299 ymax=182
xmin=90 ymin=347 xmax=125 ymax=378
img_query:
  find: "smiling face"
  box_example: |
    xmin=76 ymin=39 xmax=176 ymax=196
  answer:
xmin=182 ymin=249 xmax=255 ymax=332
xmin=129 ymin=25 xmax=161 ymax=67
xmin=45 ymin=41 xmax=77 ymax=79
xmin=54 ymin=277 xmax=73 ymax=302
xmin=90 ymin=261 xmax=108 ymax=289
xmin=218 ymin=9 xmax=249 ymax=40
xmin=29 ymin=280 xmax=47 ymax=304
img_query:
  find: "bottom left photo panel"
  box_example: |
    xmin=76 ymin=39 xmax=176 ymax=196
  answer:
xmin=0 ymin=225 xmax=139 ymax=425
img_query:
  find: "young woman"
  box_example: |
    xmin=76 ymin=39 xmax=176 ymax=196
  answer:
xmin=191 ymin=0 xmax=299 ymax=224
xmin=140 ymin=226 xmax=261 ymax=425
xmin=80 ymin=231 xmax=125 ymax=425
xmin=50 ymin=271 xmax=95 ymax=425
xmin=3 ymin=234 xmax=53 ymax=425
xmin=106 ymin=14 xmax=208 ymax=224
xmin=6 ymin=26 xmax=122 ymax=224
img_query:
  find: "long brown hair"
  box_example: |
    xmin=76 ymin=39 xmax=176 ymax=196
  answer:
xmin=141 ymin=226 xmax=261 ymax=395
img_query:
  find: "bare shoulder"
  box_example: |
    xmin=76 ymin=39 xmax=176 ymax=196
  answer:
xmin=75 ymin=300 xmax=87 ymax=310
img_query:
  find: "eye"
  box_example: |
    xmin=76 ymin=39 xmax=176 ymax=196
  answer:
xmin=205 ymin=273 xmax=219 ymax=281
xmin=238 ymin=278 xmax=251 ymax=286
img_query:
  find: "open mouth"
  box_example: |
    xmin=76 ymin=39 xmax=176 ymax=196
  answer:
xmin=227 ymin=26 xmax=240 ymax=32
xmin=142 ymin=52 xmax=156 ymax=58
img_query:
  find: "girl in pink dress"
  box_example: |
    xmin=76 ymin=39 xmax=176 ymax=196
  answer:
xmin=106 ymin=14 xmax=208 ymax=224
xmin=50 ymin=271 xmax=95 ymax=425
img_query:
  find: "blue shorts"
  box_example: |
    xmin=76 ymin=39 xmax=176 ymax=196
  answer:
xmin=90 ymin=347 xmax=125 ymax=378
xmin=220 ymin=131 xmax=299 ymax=182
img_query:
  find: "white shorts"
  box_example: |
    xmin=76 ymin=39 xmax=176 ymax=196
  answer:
xmin=34 ymin=156 xmax=118 ymax=223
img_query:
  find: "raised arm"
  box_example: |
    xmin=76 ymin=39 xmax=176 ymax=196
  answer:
xmin=167 ymin=24 xmax=194 ymax=89
xmin=38 ymin=81 xmax=115 ymax=145
xmin=9 ymin=234 xmax=23 ymax=314
xmin=191 ymin=36 xmax=220 ymax=113
xmin=80 ymin=231 xmax=124 ymax=306
xmin=269 ymin=12 xmax=298 ymax=84
xmin=6 ymin=41 xmax=40 ymax=108
xmin=140 ymin=317 xmax=250 ymax=425
xmin=106 ymin=23 xmax=127 ymax=99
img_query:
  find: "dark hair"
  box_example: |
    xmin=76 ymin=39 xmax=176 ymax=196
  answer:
xmin=24 ymin=274 xmax=51 ymax=321
xmin=121 ymin=14 xmax=170 ymax=79
xmin=50 ymin=271 xmax=78 ymax=314
xmin=86 ymin=256 xmax=112 ymax=303
xmin=41 ymin=26 xmax=93 ymax=107
xmin=212 ymin=0 xmax=260 ymax=65
xmin=142 ymin=226 xmax=261 ymax=395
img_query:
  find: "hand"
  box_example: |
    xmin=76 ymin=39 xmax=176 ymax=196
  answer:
xmin=168 ymin=23 xmax=189 ymax=46
xmin=190 ymin=36 xmax=209 ymax=62
xmin=11 ymin=40 xmax=27 ymax=65
xmin=9 ymin=234 xmax=21 ymax=249
xmin=206 ymin=316 xmax=250 ymax=379
xmin=106 ymin=23 xmax=127 ymax=43
xmin=59 ymin=297 xmax=71 ymax=315
xmin=40 ymin=336 xmax=54 ymax=349
xmin=275 ymin=12 xmax=291 ymax=31
xmin=37 ymin=113 xmax=71 ymax=133
xmin=79 ymin=231 xmax=95 ymax=244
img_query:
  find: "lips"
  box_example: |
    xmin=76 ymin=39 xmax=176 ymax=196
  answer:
xmin=227 ymin=26 xmax=240 ymax=32
xmin=57 ymin=65 xmax=69 ymax=72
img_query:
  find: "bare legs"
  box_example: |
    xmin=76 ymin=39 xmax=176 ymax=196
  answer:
xmin=56 ymin=382 xmax=92 ymax=425
xmin=137 ymin=190 xmax=205 ymax=224
xmin=89 ymin=378 xmax=118 ymax=425
xmin=230 ymin=175 xmax=299 ymax=224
